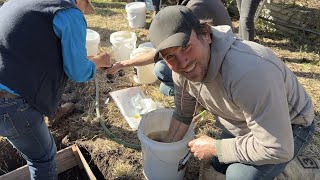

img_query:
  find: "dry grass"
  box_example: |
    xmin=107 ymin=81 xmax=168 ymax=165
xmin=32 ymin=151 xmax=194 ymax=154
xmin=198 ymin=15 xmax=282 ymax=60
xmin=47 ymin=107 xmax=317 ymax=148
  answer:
xmin=0 ymin=0 xmax=319 ymax=179
xmin=84 ymin=1 xmax=320 ymax=178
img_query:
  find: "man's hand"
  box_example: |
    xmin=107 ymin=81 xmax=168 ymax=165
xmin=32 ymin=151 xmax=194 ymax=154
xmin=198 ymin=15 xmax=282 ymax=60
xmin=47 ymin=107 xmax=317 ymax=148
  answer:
xmin=89 ymin=52 xmax=112 ymax=69
xmin=188 ymin=135 xmax=217 ymax=160
xmin=161 ymin=118 xmax=190 ymax=143
xmin=105 ymin=62 xmax=123 ymax=74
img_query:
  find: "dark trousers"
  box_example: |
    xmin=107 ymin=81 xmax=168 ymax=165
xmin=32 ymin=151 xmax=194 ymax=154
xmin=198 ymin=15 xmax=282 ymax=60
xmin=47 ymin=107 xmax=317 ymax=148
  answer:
xmin=212 ymin=122 xmax=315 ymax=180
xmin=135 ymin=0 xmax=161 ymax=11
xmin=236 ymin=0 xmax=262 ymax=41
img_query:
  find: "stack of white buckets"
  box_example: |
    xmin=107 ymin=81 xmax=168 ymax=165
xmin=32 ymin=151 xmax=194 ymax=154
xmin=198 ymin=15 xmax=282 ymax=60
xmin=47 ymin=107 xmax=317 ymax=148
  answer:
xmin=131 ymin=44 xmax=157 ymax=84
xmin=110 ymin=31 xmax=137 ymax=63
xmin=85 ymin=29 xmax=157 ymax=85
xmin=86 ymin=29 xmax=100 ymax=56
xmin=125 ymin=2 xmax=147 ymax=28
xmin=110 ymin=31 xmax=157 ymax=84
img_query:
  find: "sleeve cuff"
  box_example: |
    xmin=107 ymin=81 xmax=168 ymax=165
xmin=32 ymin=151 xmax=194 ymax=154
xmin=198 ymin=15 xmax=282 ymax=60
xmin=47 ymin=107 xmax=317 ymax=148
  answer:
xmin=172 ymin=111 xmax=193 ymax=125
xmin=220 ymin=138 xmax=238 ymax=164
xmin=216 ymin=140 xmax=223 ymax=162
xmin=91 ymin=62 xmax=96 ymax=78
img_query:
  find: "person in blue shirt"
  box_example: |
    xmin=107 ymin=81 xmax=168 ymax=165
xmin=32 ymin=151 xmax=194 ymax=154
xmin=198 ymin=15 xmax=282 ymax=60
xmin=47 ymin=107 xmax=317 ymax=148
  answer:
xmin=0 ymin=0 xmax=111 ymax=179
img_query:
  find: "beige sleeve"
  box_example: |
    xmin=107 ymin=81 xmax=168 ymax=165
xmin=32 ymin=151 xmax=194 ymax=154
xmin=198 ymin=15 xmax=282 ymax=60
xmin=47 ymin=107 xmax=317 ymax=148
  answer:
xmin=219 ymin=66 xmax=294 ymax=165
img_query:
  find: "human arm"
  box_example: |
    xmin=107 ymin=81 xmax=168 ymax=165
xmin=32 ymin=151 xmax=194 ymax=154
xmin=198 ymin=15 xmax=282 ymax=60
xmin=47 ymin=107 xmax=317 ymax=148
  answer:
xmin=53 ymin=8 xmax=111 ymax=82
xmin=88 ymin=52 xmax=112 ymax=69
xmin=187 ymin=110 xmax=217 ymax=160
xmin=163 ymin=116 xmax=190 ymax=142
xmin=217 ymin=65 xmax=294 ymax=165
xmin=188 ymin=135 xmax=217 ymax=160
xmin=163 ymin=107 xmax=206 ymax=143
xmin=162 ymin=73 xmax=197 ymax=142
xmin=105 ymin=50 xmax=156 ymax=74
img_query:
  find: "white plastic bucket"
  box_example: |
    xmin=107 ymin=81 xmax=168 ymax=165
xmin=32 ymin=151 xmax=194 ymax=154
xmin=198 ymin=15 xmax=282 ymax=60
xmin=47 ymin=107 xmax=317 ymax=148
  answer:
xmin=138 ymin=42 xmax=154 ymax=49
xmin=138 ymin=109 xmax=195 ymax=180
xmin=110 ymin=31 xmax=137 ymax=62
xmin=125 ymin=2 xmax=146 ymax=28
xmin=131 ymin=47 xmax=157 ymax=84
xmin=86 ymin=29 xmax=100 ymax=56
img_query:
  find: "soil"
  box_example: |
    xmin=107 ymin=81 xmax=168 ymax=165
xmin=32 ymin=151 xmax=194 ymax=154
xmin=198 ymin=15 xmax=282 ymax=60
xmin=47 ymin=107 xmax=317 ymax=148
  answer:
xmin=0 ymin=0 xmax=319 ymax=179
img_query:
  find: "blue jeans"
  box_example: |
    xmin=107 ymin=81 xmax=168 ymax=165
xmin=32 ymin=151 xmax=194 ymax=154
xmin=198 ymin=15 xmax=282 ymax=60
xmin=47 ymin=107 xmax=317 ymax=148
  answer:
xmin=212 ymin=121 xmax=315 ymax=180
xmin=154 ymin=60 xmax=174 ymax=96
xmin=0 ymin=98 xmax=57 ymax=180
xmin=236 ymin=0 xmax=262 ymax=41
xmin=135 ymin=0 xmax=160 ymax=11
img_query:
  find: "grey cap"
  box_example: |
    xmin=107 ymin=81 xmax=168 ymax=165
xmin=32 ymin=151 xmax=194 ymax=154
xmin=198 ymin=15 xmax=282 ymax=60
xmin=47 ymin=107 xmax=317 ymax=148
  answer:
xmin=149 ymin=5 xmax=200 ymax=56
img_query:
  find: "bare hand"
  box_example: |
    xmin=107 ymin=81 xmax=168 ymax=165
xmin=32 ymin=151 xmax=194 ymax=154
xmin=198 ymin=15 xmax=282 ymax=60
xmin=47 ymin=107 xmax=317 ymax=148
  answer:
xmin=162 ymin=120 xmax=190 ymax=143
xmin=105 ymin=62 xmax=123 ymax=74
xmin=90 ymin=52 xmax=112 ymax=69
xmin=188 ymin=135 xmax=217 ymax=160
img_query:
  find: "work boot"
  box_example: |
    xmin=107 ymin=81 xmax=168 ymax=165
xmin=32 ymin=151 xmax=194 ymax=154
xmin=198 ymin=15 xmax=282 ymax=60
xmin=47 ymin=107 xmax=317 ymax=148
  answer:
xmin=45 ymin=102 xmax=75 ymax=126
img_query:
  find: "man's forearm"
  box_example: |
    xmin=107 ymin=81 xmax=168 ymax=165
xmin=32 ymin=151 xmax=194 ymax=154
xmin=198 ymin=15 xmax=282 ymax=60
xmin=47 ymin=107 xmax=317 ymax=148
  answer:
xmin=121 ymin=50 xmax=156 ymax=67
xmin=164 ymin=116 xmax=190 ymax=142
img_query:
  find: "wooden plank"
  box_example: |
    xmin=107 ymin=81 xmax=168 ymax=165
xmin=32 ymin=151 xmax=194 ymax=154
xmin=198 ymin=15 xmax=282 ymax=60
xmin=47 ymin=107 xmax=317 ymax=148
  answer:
xmin=0 ymin=145 xmax=79 ymax=180
xmin=72 ymin=144 xmax=84 ymax=169
xmin=56 ymin=145 xmax=79 ymax=174
xmin=72 ymin=145 xmax=97 ymax=180
xmin=0 ymin=165 xmax=29 ymax=180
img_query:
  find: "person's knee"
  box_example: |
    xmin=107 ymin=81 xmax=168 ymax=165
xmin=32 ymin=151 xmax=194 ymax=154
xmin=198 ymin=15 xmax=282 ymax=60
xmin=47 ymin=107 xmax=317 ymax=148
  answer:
xmin=154 ymin=60 xmax=169 ymax=80
xmin=51 ymin=141 xmax=57 ymax=157
xmin=44 ymin=140 xmax=57 ymax=164
xmin=43 ymin=135 xmax=57 ymax=162
xmin=226 ymin=163 xmax=257 ymax=180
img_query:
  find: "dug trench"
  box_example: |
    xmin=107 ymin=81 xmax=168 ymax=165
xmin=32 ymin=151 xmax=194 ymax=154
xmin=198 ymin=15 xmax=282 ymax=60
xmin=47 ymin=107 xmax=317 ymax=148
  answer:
xmin=0 ymin=78 xmax=128 ymax=179
xmin=0 ymin=138 xmax=104 ymax=179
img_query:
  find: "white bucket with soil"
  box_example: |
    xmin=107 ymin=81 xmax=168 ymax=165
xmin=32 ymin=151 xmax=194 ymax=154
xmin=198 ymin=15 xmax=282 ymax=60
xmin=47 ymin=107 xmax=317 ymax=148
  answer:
xmin=125 ymin=2 xmax=146 ymax=28
xmin=86 ymin=29 xmax=100 ymax=56
xmin=110 ymin=31 xmax=137 ymax=62
xmin=130 ymin=47 xmax=157 ymax=84
xmin=138 ymin=109 xmax=195 ymax=180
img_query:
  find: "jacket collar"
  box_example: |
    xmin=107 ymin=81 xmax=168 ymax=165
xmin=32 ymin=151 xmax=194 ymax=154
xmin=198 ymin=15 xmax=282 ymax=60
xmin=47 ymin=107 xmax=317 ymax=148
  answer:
xmin=202 ymin=25 xmax=236 ymax=83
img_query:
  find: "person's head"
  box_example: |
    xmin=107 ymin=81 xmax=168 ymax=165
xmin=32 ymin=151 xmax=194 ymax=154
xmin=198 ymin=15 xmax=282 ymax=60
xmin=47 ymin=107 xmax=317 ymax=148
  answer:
xmin=74 ymin=0 xmax=95 ymax=14
xmin=150 ymin=5 xmax=212 ymax=82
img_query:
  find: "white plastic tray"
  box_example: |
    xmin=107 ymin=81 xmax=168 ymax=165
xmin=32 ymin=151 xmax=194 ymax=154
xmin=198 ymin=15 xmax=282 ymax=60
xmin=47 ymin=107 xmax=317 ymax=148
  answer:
xmin=109 ymin=87 xmax=146 ymax=130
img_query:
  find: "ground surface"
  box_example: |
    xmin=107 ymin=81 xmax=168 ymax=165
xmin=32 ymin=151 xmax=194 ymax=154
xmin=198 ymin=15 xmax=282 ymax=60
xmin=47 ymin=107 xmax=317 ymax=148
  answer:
xmin=0 ymin=0 xmax=319 ymax=179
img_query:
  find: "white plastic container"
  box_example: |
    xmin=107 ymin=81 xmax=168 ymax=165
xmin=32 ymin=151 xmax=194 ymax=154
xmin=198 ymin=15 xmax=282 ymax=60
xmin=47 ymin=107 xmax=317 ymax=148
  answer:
xmin=125 ymin=2 xmax=146 ymax=28
xmin=130 ymin=47 xmax=157 ymax=84
xmin=109 ymin=87 xmax=146 ymax=130
xmin=86 ymin=29 xmax=100 ymax=56
xmin=110 ymin=31 xmax=137 ymax=62
xmin=138 ymin=109 xmax=195 ymax=180
xmin=138 ymin=42 xmax=154 ymax=49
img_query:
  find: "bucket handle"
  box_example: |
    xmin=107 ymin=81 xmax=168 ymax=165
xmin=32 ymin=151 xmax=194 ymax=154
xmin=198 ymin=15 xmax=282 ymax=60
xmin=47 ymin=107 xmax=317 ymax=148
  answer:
xmin=127 ymin=16 xmax=137 ymax=21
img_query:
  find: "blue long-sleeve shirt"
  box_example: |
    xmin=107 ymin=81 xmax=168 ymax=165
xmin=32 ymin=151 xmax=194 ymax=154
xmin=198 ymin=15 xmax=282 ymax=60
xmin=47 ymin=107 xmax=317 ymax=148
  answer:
xmin=0 ymin=7 xmax=96 ymax=94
